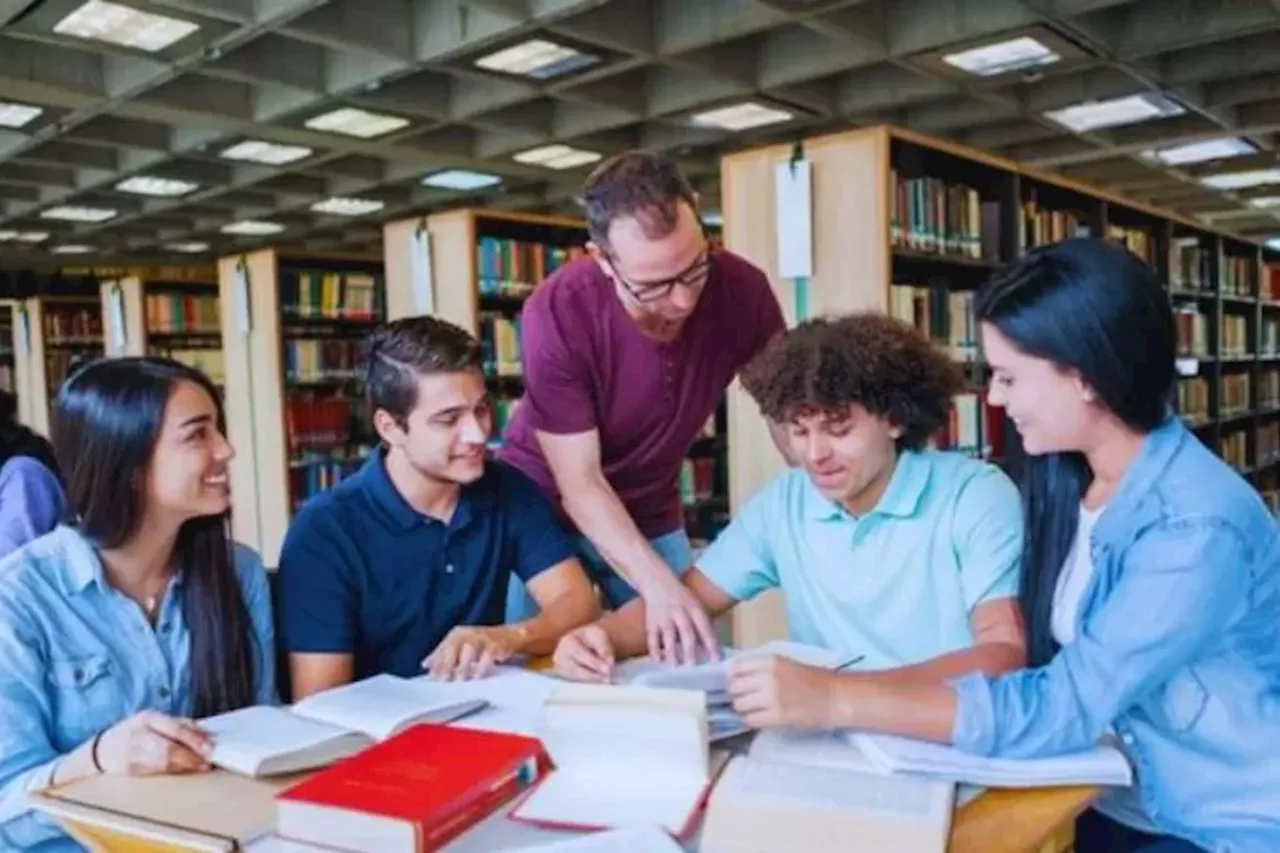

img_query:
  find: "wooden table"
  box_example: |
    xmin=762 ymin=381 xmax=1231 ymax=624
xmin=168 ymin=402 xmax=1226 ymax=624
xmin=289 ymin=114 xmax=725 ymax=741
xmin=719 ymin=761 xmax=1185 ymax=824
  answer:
xmin=52 ymin=782 xmax=1097 ymax=853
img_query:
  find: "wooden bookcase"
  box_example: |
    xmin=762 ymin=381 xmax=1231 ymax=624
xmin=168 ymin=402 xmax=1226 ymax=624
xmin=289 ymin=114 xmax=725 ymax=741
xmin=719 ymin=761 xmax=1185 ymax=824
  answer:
xmin=0 ymin=300 xmax=14 ymax=398
xmin=383 ymin=207 xmax=735 ymax=548
xmin=216 ymin=250 xmax=386 ymax=567
xmin=720 ymin=124 xmax=1275 ymax=646
xmin=100 ymin=272 xmax=223 ymax=389
xmin=12 ymin=294 xmax=104 ymax=436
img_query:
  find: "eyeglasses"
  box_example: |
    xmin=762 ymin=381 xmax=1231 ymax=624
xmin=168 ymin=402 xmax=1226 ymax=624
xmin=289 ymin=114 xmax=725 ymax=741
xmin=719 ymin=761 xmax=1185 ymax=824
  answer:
xmin=605 ymin=249 xmax=714 ymax=304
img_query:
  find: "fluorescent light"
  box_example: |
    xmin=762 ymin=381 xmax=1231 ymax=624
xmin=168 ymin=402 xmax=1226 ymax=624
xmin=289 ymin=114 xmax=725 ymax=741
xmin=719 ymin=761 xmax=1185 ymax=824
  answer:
xmin=1249 ymin=196 xmax=1280 ymax=209
xmin=54 ymin=0 xmax=199 ymax=52
xmin=0 ymin=102 xmax=42 ymax=128
xmin=702 ymin=211 xmax=723 ymax=227
xmin=221 ymin=220 xmax=284 ymax=236
xmin=475 ymin=38 xmax=598 ymax=80
xmin=1201 ymin=169 xmax=1280 ymax=190
xmin=513 ymin=144 xmax=602 ymax=170
xmin=691 ymin=102 xmax=794 ymax=132
xmin=220 ymin=140 xmax=313 ymax=165
xmin=1045 ymin=93 xmax=1184 ymax=133
xmin=304 ymin=108 xmax=409 ymax=139
xmin=0 ymin=230 xmax=49 ymax=243
xmin=166 ymin=241 xmax=209 ymax=252
xmin=1268 ymin=238 xmax=1280 ymax=252
xmin=1144 ymin=137 xmax=1256 ymax=166
xmin=942 ymin=36 xmax=1060 ymax=77
xmin=40 ymin=205 xmax=117 ymax=223
xmin=310 ymin=197 xmax=385 ymax=216
xmin=51 ymin=244 xmax=95 ymax=255
xmin=116 ymin=176 xmax=199 ymax=197
xmin=422 ymin=169 xmax=503 ymax=190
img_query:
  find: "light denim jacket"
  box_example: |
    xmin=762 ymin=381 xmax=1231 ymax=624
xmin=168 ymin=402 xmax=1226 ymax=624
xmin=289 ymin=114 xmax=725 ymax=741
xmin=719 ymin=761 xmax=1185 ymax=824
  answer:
xmin=952 ymin=416 xmax=1280 ymax=853
xmin=0 ymin=525 xmax=277 ymax=852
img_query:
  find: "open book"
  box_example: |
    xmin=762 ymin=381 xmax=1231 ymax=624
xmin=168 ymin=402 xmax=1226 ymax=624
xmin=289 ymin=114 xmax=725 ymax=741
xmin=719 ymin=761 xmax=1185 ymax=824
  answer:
xmin=201 ymin=674 xmax=489 ymax=777
xmin=700 ymin=750 xmax=955 ymax=853
xmin=497 ymin=826 xmax=684 ymax=852
xmin=614 ymin=640 xmax=857 ymax=740
xmin=849 ymin=731 xmax=1134 ymax=789
xmin=508 ymin=683 xmax=713 ymax=838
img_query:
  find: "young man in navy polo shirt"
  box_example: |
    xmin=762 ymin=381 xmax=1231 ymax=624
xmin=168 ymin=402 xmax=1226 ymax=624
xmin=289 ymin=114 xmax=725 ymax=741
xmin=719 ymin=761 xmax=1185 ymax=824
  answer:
xmin=277 ymin=316 xmax=599 ymax=700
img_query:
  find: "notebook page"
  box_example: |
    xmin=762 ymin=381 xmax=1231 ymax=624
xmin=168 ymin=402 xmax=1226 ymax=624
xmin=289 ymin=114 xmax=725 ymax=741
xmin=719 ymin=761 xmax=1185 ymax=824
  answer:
xmin=851 ymin=732 xmax=1134 ymax=788
xmin=290 ymin=674 xmax=483 ymax=740
xmin=498 ymin=825 xmax=683 ymax=852
xmin=201 ymin=706 xmax=365 ymax=776
xmin=511 ymin=771 xmax=706 ymax=835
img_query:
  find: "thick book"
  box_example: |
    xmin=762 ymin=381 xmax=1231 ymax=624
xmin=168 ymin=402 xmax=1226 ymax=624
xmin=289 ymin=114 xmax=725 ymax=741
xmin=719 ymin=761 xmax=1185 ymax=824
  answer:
xmin=201 ymin=674 xmax=489 ymax=777
xmin=507 ymin=682 xmax=714 ymax=838
xmin=274 ymin=724 xmax=551 ymax=853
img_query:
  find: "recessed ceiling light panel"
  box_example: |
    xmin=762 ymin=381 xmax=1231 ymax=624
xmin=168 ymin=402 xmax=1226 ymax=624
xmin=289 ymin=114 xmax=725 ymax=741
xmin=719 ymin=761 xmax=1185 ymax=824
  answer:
xmin=513 ymin=144 xmax=602 ymax=170
xmin=1248 ymin=196 xmax=1280 ymax=209
xmin=0 ymin=230 xmax=49 ymax=243
xmin=1143 ymin=138 xmax=1256 ymax=166
xmin=310 ymin=197 xmax=385 ymax=216
xmin=1044 ymin=92 xmax=1184 ymax=133
xmin=116 ymin=176 xmax=199 ymax=197
xmin=167 ymin=241 xmax=210 ymax=252
xmin=220 ymin=140 xmax=313 ymax=165
xmin=305 ymin=108 xmax=409 ymax=139
xmin=1201 ymin=169 xmax=1280 ymax=191
xmin=40 ymin=205 xmax=117 ymax=223
xmin=942 ymin=36 xmax=1060 ymax=77
xmin=0 ymin=102 xmax=43 ymax=129
xmin=475 ymin=38 xmax=598 ymax=79
xmin=51 ymin=244 xmax=95 ymax=255
xmin=690 ymin=102 xmax=794 ymax=132
xmin=422 ymin=169 xmax=503 ymax=190
xmin=54 ymin=0 xmax=200 ymax=52
xmin=221 ymin=220 xmax=284 ymax=235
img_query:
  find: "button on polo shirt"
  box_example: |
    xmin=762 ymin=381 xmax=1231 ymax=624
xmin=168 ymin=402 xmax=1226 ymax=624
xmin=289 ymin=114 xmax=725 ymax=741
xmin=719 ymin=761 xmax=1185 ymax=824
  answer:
xmin=277 ymin=452 xmax=576 ymax=681
xmin=696 ymin=450 xmax=1023 ymax=670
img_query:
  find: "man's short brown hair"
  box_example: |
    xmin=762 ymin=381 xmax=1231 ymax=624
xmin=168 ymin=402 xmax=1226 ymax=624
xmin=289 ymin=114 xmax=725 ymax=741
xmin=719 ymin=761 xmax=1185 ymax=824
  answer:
xmin=362 ymin=316 xmax=482 ymax=424
xmin=579 ymin=149 xmax=699 ymax=249
xmin=741 ymin=313 xmax=964 ymax=450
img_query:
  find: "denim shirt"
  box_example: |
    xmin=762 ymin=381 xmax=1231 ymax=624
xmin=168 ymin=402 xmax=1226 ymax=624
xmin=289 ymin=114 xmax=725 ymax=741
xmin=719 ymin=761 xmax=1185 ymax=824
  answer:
xmin=952 ymin=417 xmax=1280 ymax=853
xmin=0 ymin=525 xmax=277 ymax=852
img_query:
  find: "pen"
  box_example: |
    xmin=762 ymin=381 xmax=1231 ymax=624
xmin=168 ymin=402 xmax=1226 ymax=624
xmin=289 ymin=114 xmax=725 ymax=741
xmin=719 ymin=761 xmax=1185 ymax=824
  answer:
xmin=834 ymin=654 xmax=866 ymax=671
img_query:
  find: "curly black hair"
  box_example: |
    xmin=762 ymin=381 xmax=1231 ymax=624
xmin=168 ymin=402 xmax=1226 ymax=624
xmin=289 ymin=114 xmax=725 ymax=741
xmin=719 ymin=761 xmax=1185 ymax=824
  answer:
xmin=740 ymin=312 xmax=964 ymax=451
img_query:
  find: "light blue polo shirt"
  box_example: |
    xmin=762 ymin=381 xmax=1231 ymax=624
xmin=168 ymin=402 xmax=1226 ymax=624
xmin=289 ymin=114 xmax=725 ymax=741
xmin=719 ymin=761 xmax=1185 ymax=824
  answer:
xmin=698 ymin=450 xmax=1023 ymax=670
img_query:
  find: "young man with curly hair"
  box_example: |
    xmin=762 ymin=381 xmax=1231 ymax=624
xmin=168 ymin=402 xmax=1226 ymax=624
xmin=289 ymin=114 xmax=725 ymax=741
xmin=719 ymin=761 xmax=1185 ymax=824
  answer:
xmin=552 ymin=312 xmax=1027 ymax=732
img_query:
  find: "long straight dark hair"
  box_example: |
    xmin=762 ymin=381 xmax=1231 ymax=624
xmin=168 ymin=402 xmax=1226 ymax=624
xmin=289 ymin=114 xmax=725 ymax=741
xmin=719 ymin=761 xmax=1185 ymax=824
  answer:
xmin=975 ymin=238 xmax=1176 ymax=666
xmin=0 ymin=389 xmax=59 ymax=474
xmin=51 ymin=357 xmax=255 ymax=716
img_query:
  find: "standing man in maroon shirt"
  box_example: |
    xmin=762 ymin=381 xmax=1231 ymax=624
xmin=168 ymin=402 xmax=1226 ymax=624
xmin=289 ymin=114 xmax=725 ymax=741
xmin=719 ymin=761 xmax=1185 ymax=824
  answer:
xmin=498 ymin=150 xmax=787 ymax=664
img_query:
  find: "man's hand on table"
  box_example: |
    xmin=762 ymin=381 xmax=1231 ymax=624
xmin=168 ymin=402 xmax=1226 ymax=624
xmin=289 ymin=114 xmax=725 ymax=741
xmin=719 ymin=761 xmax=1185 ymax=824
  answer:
xmin=727 ymin=655 xmax=840 ymax=730
xmin=641 ymin=572 xmax=721 ymax=666
xmin=423 ymin=625 xmax=524 ymax=681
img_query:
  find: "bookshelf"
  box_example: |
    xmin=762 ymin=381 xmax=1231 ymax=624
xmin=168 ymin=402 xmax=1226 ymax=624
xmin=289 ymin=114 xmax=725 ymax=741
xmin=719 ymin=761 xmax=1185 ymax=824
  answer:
xmin=100 ymin=273 xmax=224 ymax=388
xmin=216 ymin=250 xmax=386 ymax=567
xmin=0 ymin=300 xmax=14 ymax=398
xmin=382 ymin=207 xmax=736 ymax=547
xmin=719 ymin=124 xmax=1275 ymax=647
xmin=12 ymin=294 xmax=104 ymax=436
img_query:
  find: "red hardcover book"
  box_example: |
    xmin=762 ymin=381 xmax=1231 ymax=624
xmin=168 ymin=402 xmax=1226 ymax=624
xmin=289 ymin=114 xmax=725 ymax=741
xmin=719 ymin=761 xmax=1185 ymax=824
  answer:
xmin=275 ymin=723 xmax=551 ymax=852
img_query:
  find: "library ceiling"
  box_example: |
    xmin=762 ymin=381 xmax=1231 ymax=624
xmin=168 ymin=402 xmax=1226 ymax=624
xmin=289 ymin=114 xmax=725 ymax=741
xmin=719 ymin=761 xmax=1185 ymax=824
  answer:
xmin=1 ymin=0 xmax=1279 ymax=266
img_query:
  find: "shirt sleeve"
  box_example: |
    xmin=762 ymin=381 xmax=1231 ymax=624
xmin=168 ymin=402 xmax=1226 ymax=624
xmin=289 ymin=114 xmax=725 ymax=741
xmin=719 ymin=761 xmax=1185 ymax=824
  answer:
xmin=276 ymin=507 xmax=359 ymax=655
xmin=0 ymin=458 xmax=66 ymax=558
xmin=232 ymin=544 xmax=278 ymax=706
xmin=501 ymin=465 xmax=578 ymax=584
xmin=519 ymin=290 xmax=598 ymax=436
xmin=0 ymin=585 xmax=68 ymax=849
xmin=951 ymin=516 xmax=1252 ymax=758
xmin=949 ymin=465 xmax=1024 ymax=610
xmin=695 ymin=480 xmax=781 ymax=601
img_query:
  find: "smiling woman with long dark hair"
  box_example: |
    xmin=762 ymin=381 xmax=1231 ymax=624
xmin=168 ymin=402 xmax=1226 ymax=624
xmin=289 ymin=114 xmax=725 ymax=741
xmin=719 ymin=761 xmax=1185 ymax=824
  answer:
xmin=0 ymin=357 xmax=275 ymax=851
xmin=744 ymin=238 xmax=1280 ymax=853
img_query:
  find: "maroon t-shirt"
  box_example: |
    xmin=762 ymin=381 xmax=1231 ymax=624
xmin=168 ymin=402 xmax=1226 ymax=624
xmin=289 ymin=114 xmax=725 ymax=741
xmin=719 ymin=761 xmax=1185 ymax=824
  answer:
xmin=497 ymin=250 xmax=786 ymax=538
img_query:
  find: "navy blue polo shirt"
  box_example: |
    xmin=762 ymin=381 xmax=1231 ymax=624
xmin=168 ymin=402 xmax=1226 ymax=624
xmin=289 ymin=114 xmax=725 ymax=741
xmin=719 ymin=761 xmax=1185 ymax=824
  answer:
xmin=277 ymin=451 xmax=576 ymax=680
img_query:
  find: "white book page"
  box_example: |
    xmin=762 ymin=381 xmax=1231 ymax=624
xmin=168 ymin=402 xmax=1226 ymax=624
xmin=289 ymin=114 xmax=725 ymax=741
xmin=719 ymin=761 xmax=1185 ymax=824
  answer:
xmin=201 ymin=706 xmax=366 ymax=776
xmin=851 ymin=732 xmax=1134 ymax=788
xmin=617 ymin=642 xmax=850 ymax=697
xmin=499 ymin=826 xmax=683 ymax=852
xmin=512 ymin=771 xmax=706 ymax=835
xmin=443 ymin=667 xmax=561 ymax=737
xmin=290 ymin=674 xmax=483 ymax=740
xmin=748 ymin=730 xmax=883 ymax=774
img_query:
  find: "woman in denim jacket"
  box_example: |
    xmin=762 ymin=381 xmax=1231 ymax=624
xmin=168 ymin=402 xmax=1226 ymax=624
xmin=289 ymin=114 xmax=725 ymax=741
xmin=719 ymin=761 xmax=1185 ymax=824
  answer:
xmin=727 ymin=238 xmax=1280 ymax=853
xmin=0 ymin=357 xmax=275 ymax=851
